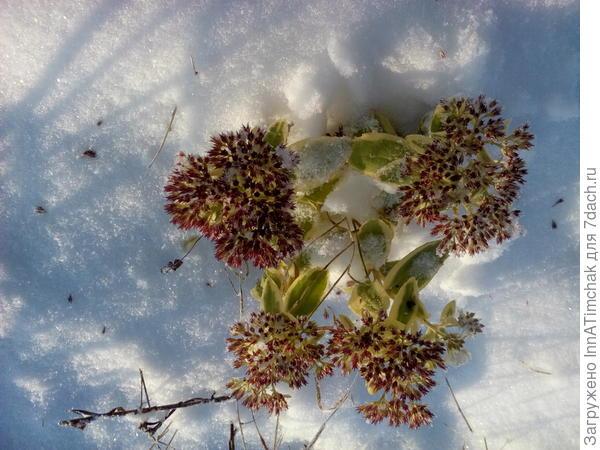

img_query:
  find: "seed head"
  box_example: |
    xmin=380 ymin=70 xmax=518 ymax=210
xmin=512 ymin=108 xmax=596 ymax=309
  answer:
xmin=327 ymin=313 xmax=445 ymax=428
xmin=165 ymin=125 xmax=303 ymax=268
xmin=396 ymin=96 xmax=534 ymax=255
xmin=226 ymin=312 xmax=328 ymax=414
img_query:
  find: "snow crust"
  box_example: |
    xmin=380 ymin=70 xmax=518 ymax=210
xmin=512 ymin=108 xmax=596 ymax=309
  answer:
xmin=0 ymin=1 xmax=578 ymax=449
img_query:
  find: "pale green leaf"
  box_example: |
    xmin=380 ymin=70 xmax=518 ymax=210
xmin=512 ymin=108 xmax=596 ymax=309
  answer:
xmin=387 ymin=278 xmax=428 ymax=328
xmin=265 ymin=120 xmax=290 ymax=147
xmin=348 ymin=280 xmax=391 ymax=317
xmin=283 ymin=267 xmax=329 ymax=317
xmin=349 ymin=133 xmax=409 ymax=175
xmin=373 ymin=111 xmax=397 ymax=135
xmin=261 ymin=277 xmax=282 ymax=313
xmin=383 ymin=240 xmax=446 ymax=295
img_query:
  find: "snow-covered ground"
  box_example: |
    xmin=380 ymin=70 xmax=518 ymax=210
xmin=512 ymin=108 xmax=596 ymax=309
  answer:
xmin=0 ymin=1 xmax=579 ymax=449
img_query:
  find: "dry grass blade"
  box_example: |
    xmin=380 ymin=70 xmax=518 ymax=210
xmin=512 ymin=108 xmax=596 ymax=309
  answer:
xmin=445 ymin=376 xmax=474 ymax=433
xmin=250 ymin=411 xmax=270 ymax=450
xmin=236 ymin=401 xmax=249 ymax=450
xmin=305 ymin=375 xmax=357 ymax=449
xmin=149 ymin=106 xmax=177 ymax=168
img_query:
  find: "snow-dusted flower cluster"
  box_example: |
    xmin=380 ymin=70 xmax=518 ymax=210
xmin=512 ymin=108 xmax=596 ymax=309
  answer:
xmin=327 ymin=313 xmax=446 ymax=427
xmin=396 ymin=96 xmax=534 ymax=255
xmin=164 ymin=125 xmax=303 ymax=268
xmin=162 ymin=99 xmax=529 ymax=431
xmin=226 ymin=312 xmax=330 ymax=414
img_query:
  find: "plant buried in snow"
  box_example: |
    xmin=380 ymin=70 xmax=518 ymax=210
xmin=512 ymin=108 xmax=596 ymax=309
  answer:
xmin=396 ymin=96 xmax=534 ymax=255
xmin=164 ymin=125 xmax=303 ymax=268
xmin=226 ymin=312 xmax=331 ymax=414
xmin=327 ymin=313 xmax=446 ymax=427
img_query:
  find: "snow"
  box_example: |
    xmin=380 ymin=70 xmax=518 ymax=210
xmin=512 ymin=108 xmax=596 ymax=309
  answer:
xmin=0 ymin=1 xmax=578 ymax=449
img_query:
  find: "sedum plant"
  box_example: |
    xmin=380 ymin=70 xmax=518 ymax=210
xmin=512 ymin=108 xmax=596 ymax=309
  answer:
xmin=164 ymin=96 xmax=533 ymax=429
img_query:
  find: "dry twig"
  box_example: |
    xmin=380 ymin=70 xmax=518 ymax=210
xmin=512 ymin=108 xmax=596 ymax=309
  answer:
xmin=60 ymin=370 xmax=231 ymax=431
xmin=229 ymin=422 xmax=237 ymax=450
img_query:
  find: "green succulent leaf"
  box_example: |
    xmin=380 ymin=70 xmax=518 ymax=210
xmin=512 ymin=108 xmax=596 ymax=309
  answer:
xmin=357 ymin=218 xmax=394 ymax=270
xmin=349 ymin=133 xmax=410 ymax=175
xmin=251 ymin=267 xmax=284 ymax=302
xmin=348 ymin=280 xmax=391 ymax=317
xmin=265 ymin=120 xmax=290 ymax=147
xmin=383 ymin=240 xmax=447 ymax=295
xmin=373 ymin=111 xmax=397 ymax=135
xmin=301 ymin=176 xmax=341 ymax=205
xmin=440 ymin=300 xmax=456 ymax=321
xmin=283 ymin=267 xmax=329 ymax=317
xmin=419 ymin=104 xmax=445 ymax=135
xmin=290 ymin=137 xmax=352 ymax=191
xmin=404 ymin=134 xmax=433 ymax=154
xmin=261 ymin=277 xmax=282 ymax=313
xmin=387 ymin=278 xmax=428 ymax=327
xmin=337 ymin=314 xmax=355 ymax=330
xmin=440 ymin=300 xmax=459 ymax=326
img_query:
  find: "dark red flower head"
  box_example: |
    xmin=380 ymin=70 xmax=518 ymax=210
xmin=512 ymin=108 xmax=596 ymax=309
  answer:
xmin=226 ymin=312 xmax=329 ymax=414
xmin=327 ymin=313 xmax=445 ymax=427
xmin=164 ymin=125 xmax=303 ymax=268
xmin=396 ymin=96 xmax=534 ymax=256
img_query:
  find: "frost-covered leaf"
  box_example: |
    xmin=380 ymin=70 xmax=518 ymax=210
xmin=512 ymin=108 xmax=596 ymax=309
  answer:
xmin=375 ymin=158 xmax=409 ymax=185
xmin=283 ymin=267 xmax=329 ymax=316
xmin=265 ymin=120 xmax=290 ymax=147
xmin=357 ymin=218 xmax=394 ymax=270
xmin=349 ymin=133 xmax=409 ymax=176
xmin=294 ymin=198 xmax=320 ymax=233
xmin=383 ymin=240 xmax=446 ymax=295
xmin=348 ymin=280 xmax=390 ymax=317
xmin=290 ymin=137 xmax=351 ymax=191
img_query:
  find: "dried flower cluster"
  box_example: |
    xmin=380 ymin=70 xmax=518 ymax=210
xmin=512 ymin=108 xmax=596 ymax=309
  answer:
xmin=442 ymin=309 xmax=485 ymax=366
xmin=396 ymin=96 xmax=534 ymax=255
xmin=226 ymin=312 xmax=329 ymax=414
xmin=327 ymin=314 xmax=446 ymax=427
xmin=457 ymin=310 xmax=484 ymax=336
xmin=164 ymin=125 xmax=303 ymax=268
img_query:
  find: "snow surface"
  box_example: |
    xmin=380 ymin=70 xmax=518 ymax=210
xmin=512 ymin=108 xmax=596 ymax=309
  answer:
xmin=0 ymin=1 xmax=579 ymax=449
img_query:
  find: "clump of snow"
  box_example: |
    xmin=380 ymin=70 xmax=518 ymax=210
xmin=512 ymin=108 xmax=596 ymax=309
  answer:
xmin=323 ymin=169 xmax=386 ymax=222
xmin=0 ymin=296 xmax=23 ymax=338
